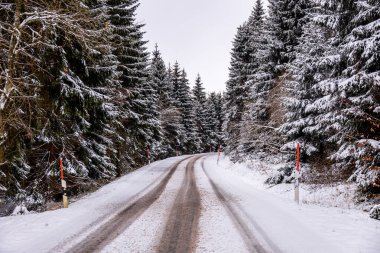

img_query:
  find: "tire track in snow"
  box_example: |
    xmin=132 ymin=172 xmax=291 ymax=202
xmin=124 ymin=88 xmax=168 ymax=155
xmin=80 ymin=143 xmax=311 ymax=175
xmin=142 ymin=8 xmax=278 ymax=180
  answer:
xmin=201 ymin=159 xmax=280 ymax=253
xmin=65 ymin=156 xmax=192 ymax=253
xmin=157 ymin=155 xmax=204 ymax=253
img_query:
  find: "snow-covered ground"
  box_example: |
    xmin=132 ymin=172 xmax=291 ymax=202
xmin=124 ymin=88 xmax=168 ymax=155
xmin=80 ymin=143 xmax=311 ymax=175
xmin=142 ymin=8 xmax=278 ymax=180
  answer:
xmin=215 ymin=154 xmax=365 ymax=209
xmin=0 ymin=156 xmax=189 ymax=253
xmin=0 ymin=154 xmax=379 ymax=253
xmin=205 ymin=154 xmax=380 ymax=253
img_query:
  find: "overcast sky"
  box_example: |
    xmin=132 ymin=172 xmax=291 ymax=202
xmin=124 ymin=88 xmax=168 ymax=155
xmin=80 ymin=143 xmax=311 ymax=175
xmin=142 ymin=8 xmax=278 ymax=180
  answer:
xmin=137 ymin=0 xmax=269 ymax=93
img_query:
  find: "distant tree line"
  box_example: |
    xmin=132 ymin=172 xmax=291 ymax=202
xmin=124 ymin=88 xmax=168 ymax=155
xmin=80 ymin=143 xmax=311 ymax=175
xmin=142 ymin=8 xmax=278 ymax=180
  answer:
xmin=224 ymin=0 xmax=380 ymax=192
xmin=0 ymin=0 xmax=223 ymax=211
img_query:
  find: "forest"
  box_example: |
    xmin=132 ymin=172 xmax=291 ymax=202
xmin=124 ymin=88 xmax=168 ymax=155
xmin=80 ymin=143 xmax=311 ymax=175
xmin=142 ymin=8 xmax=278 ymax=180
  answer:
xmin=0 ymin=0 xmax=223 ymax=213
xmin=224 ymin=0 xmax=380 ymax=194
xmin=0 ymin=0 xmax=379 ymax=214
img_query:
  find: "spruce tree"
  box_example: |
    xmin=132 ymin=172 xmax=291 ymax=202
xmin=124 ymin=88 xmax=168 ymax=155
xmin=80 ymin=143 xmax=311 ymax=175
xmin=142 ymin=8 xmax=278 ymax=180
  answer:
xmin=223 ymin=23 xmax=251 ymax=161
xmin=192 ymin=74 xmax=208 ymax=151
xmin=0 ymin=0 xmax=118 ymax=207
xmin=327 ymin=0 xmax=380 ymax=190
xmin=150 ymin=44 xmax=172 ymax=110
xmin=106 ymin=0 xmax=160 ymax=167
xmin=179 ymin=70 xmax=199 ymax=153
xmin=204 ymin=92 xmax=221 ymax=151
xmin=239 ymin=0 xmax=276 ymax=158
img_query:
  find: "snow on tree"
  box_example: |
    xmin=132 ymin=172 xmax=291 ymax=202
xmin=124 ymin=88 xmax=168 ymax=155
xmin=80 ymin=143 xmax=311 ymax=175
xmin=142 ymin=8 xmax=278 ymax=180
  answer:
xmin=154 ymin=63 xmax=183 ymax=157
xmin=329 ymin=0 xmax=380 ymax=191
xmin=150 ymin=44 xmax=172 ymax=110
xmin=223 ymin=23 xmax=251 ymax=161
xmin=267 ymin=0 xmax=310 ymax=67
xmin=204 ymin=92 xmax=224 ymax=151
xmin=105 ymin=0 xmax=162 ymax=167
xmin=192 ymin=74 xmax=208 ymax=151
xmin=279 ymin=1 xmax=331 ymax=158
xmin=238 ymin=0 xmax=281 ymax=158
xmin=0 ymin=0 xmax=120 ymax=208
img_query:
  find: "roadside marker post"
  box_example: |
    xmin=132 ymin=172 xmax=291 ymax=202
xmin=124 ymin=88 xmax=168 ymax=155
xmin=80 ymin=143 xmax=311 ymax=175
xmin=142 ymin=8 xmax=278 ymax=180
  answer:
xmin=295 ymin=143 xmax=300 ymax=204
xmin=60 ymin=159 xmax=69 ymax=208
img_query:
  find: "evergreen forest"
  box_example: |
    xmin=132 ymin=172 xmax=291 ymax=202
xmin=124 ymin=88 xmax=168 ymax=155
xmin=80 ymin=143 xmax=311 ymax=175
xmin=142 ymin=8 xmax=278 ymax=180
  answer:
xmin=0 ymin=0 xmax=379 ymax=213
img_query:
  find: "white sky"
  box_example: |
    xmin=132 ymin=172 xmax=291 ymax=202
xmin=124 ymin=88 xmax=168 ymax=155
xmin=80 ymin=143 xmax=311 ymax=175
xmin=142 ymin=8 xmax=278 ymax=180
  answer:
xmin=137 ymin=0 xmax=269 ymax=93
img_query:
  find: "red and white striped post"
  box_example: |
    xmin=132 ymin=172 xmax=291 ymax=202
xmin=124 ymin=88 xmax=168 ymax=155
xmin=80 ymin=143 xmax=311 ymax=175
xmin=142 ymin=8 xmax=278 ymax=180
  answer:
xmin=60 ymin=159 xmax=68 ymax=208
xmin=295 ymin=143 xmax=301 ymax=204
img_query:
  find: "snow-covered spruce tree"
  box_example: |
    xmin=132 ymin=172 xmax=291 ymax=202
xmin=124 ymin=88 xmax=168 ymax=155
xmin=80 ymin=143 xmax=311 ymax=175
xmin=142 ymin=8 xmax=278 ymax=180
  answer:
xmin=155 ymin=63 xmax=183 ymax=157
xmin=279 ymin=2 xmax=338 ymax=166
xmin=146 ymin=44 xmax=178 ymax=158
xmin=0 ymin=0 xmax=118 ymax=208
xmin=238 ymin=0 xmax=280 ymax=158
xmin=150 ymin=45 xmax=172 ymax=110
xmin=192 ymin=74 xmax=208 ymax=152
xmin=214 ymin=92 xmax=225 ymax=148
xmin=170 ymin=62 xmax=183 ymax=108
xmin=282 ymin=0 xmax=380 ymax=190
xmin=204 ymin=92 xmax=223 ymax=151
xmin=179 ymin=70 xmax=199 ymax=153
xmin=242 ymin=0 xmax=310 ymax=160
xmin=328 ymin=0 xmax=380 ymax=191
xmin=223 ymin=23 xmax=251 ymax=161
xmin=106 ymin=0 xmax=161 ymax=167
xmin=267 ymin=0 xmax=310 ymax=67
xmin=166 ymin=62 xmax=186 ymax=153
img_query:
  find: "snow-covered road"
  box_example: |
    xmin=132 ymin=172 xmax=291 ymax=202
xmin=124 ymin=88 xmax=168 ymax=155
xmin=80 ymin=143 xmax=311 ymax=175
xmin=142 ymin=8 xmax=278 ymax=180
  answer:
xmin=0 ymin=155 xmax=379 ymax=253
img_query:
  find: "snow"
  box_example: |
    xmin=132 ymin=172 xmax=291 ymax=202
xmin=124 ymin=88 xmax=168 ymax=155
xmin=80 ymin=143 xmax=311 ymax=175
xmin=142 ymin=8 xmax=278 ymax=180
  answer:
xmin=195 ymin=161 xmax=250 ymax=253
xmin=101 ymin=158 xmax=188 ymax=253
xmin=370 ymin=205 xmax=380 ymax=220
xmin=0 ymin=154 xmax=379 ymax=253
xmin=203 ymin=154 xmax=380 ymax=253
xmin=11 ymin=205 xmax=30 ymax=216
xmin=0 ymin=156 xmax=189 ymax=253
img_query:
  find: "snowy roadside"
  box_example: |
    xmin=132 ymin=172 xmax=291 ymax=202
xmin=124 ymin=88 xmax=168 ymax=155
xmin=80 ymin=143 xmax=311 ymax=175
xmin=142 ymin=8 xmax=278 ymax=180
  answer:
xmin=203 ymin=154 xmax=380 ymax=253
xmin=213 ymin=154 xmax=369 ymax=210
xmin=0 ymin=156 xmax=189 ymax=253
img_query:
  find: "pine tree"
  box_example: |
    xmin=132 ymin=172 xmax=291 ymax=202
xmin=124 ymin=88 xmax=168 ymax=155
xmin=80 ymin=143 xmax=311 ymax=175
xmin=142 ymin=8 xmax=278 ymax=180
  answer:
xmin=179 ymin=70 xmax=199 ymax=153
xmin=280 ymin=2 xmax=336 ymax=159
xmin=328 ymin=0 xmax=380 ymax=190
xmin=223 ymin=23 xmax=251 ymax=161
xmin=268 ymin=0 xmax=310 ymax=67
xmin=170 ymin=62 xmax=183 ymax=108
xmin=214 ymin=92 xmax=225 ymax=148
xmin=0 ymin=0 xmax=119 ymax=207
xmin=192 ymin=74 xmax=208 ymax=151
xmin=106 ymin=0 xmax=161 ymax=167
xmin=158 ymin=63 xmax=183 ymax=157
xmin=150 ymin=44 xmax=172 ymax=110
xmin=204 ymin=92 xmax=221 ymax=151
xmin=238 ymin=0 xmax=277 ymax=158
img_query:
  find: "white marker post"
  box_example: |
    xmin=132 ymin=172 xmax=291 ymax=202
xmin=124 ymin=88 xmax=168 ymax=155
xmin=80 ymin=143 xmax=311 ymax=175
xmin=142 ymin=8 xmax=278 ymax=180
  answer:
xmin=295 ymin=143 xmax=301 ymax=204
xmin=60 ymin=159 xmax=69 ymax=208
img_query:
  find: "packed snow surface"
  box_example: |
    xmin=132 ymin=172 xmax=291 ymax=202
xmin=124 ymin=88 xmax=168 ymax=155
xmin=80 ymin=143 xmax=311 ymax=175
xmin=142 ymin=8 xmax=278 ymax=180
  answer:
xmin=0 ymin=156 xmax=190 ymax=253
xmin=206 ymin=154 xmax=380 ymax=253
xmin=0 ymin=154 xmax=379 ymax=253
